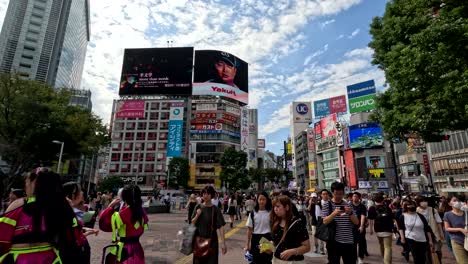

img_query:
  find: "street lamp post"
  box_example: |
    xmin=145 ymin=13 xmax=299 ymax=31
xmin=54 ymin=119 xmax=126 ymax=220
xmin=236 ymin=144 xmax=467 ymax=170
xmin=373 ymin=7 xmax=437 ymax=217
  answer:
xmin=52 ymin=140 xmax=64 ymax=174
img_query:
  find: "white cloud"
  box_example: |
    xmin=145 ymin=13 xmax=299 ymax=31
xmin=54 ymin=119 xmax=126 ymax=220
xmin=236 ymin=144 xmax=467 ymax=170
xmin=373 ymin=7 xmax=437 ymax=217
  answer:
xmin=303 ymin=44 xmax=329 ymax=66
xmin=345 ymin=47 xmax=374 ymax=58
xmin=320 ymin=19 xmax=335 ymax=29
xmin=348 ymin=28 xmax=361 ymax=39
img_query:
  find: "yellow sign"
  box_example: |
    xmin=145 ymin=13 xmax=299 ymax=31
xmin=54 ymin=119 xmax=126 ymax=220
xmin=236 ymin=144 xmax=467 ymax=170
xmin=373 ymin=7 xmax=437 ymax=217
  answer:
xmin=308 ymin=162 xmax=316 ymax=180
xmin=369 ymin=169 xmax=384 ymax=178
xmin=308 ymin=180 xmax=317 ymax=192
xmin=287 ymin=143 xmax=292 ymax=154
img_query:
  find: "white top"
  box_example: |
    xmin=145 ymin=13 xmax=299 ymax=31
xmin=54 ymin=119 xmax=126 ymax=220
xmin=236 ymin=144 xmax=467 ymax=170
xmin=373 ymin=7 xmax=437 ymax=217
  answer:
xmin=245 ymin=199 xmax=255 ymax=212
xmin=246 ymin=210 xmax=271 ymax=234
xmin=228 ymin=198 xmax=237 ymax=207
xmin=314 ymin=204 xmax=322 ymax=220
xmin=404 ymin=213 xmax=427 ymax=242
xmin=211 ymin=198 xmax=220 ymax=207
xmin=418 ymin=207 xmax=442 ymax=223
xmin=376 ymin=232 xmax=393 ymax=238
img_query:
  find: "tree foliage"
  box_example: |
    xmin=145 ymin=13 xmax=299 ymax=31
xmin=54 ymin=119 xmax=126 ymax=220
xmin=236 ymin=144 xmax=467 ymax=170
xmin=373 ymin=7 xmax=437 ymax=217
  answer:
xmin=0 ymin=73 xmax=108 ymax=192
xmin=98 ymin=176 xmax=124 ymax=193
xmin=220 ymin=147 xmax=249 ymax=191
xmin=369 ymin=0 xmax=468 ymax=141
xmin=264 ymin=168 xmax=285 ymax=183
xmin=168 ymin=157 xmax=190 ymax=189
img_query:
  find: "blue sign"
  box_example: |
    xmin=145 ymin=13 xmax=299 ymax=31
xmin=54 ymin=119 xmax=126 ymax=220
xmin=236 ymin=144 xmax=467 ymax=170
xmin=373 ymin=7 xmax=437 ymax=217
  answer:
xmin=295 ymin=103 xmax=309 ymax=115
xmin=348 ymin=122 xmax=384 ymax=149
xmin=167 ymin=120 xmax=183 ymax=157
xmin=313 ymin=99 xmax=330 ymax=119
xmin=347 ymin=80 xmax=376 ymax=99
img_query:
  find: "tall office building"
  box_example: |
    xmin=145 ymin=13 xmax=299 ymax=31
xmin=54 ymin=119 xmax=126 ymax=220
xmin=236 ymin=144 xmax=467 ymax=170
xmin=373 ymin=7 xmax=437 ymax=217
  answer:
xmin=0 ymin=0 xmax=90 ymax=89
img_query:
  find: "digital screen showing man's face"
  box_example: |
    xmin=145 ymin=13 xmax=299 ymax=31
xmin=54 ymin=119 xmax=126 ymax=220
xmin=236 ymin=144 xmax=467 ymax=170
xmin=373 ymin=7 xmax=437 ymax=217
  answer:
xmin=215 ymin=60 xmax=236 ymax=84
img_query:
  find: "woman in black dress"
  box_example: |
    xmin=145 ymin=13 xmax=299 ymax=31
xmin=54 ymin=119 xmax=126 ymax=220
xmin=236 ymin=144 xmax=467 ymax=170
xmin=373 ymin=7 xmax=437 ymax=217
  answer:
xmin=186 ymin=194 xmax=198 ymax=224
xmin=191 ymin=186 xmax=227 ymax=264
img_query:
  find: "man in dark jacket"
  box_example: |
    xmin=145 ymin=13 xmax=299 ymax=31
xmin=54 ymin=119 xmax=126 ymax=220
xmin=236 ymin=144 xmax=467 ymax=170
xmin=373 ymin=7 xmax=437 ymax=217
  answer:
xmin=368 ymin=193 xmax=395 ymax=264
xmin=307 ymin=192 xmax=324 ymax=254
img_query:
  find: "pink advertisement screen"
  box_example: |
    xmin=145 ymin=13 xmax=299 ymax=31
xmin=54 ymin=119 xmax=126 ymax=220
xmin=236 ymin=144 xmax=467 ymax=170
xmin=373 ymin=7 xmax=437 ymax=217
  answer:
xmin=329 ymin=95 xmax=347 ymax=114
xmin=116 ymin=100 xmax=145 ymax=118
xmin=320 ymin=113 xmax=337 ymax=138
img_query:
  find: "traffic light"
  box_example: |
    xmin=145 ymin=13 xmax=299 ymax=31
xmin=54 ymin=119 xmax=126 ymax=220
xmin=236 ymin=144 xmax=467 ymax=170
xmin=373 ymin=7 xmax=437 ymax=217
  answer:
xmin=441 ymin=135 xmax=451 ymax=141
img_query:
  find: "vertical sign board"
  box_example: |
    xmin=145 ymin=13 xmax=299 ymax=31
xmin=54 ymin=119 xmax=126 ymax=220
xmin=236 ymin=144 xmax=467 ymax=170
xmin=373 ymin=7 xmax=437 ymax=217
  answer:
xmin=329 ymin=95 xmax=348 ymax=114
xmin=308 ymin=162 xmax=316 ymax=180
xmin=292 ymin=102 xmax=312 ymax=123
xmin=241 ymin=107 xmax=249 ymax=152
xmin=344 ymin=150 xmax=357 ymax=188
xmin=422 ymin=154 xmax=431 ymax=176
xmin=347 ymin=80 xmax=377 ymax=114
xmin=306 ymin=128 xmax=315 ymax=151
xmin=167 ymin=103 xmax=184 ymax=157
xmin=258 ymin=139 xmax=266 ymax=148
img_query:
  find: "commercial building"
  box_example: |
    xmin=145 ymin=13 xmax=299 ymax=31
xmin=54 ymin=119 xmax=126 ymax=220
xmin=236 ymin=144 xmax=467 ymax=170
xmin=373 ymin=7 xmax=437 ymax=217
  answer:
xmin=427 ymin=130 xmax=468 ymax=194
xmin=108 ymin=99 xmax=188 ymax=192
xmin=67 ymin=88 xmax=92 ymax=110
xmin=0 ymin=0 xmax=90 ymax=89
xmin=290 ymin=102 xmax=312 ymax=192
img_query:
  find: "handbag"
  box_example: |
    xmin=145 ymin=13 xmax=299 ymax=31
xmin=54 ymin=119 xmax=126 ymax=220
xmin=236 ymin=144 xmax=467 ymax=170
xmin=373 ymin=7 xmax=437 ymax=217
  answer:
xmin=193 ymin=206 xmax=215 ymax=258
xmin=314 ymin=201 xmax=335 ymax=242
xmin=179 ymin=224 xmax=197 ymax=255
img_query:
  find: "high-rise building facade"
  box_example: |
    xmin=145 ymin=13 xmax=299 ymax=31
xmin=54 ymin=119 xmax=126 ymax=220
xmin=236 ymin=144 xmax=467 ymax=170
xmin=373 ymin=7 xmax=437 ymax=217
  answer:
xmin=0 ymin=0 xmax=90 ymax=89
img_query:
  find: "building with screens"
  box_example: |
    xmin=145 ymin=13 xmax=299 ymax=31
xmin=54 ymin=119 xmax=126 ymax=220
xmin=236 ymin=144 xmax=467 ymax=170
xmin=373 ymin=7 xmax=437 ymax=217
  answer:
xmin=0 ymin=0 xmax=90 ymax=89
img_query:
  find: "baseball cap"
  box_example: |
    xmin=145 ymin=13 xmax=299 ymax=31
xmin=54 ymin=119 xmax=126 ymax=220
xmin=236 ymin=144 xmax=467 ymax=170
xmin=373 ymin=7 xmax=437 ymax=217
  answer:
xmin=311 ymin=193 xmax=318 ymax=198
xmin=216 ymin=52 xmax=238 ymax=67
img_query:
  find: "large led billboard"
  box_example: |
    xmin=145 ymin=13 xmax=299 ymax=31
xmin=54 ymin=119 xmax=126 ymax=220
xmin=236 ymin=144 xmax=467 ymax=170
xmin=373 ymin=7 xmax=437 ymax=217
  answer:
xmin=193 ymin=50 xmax=248 ymax=105
xmin=349 ymin=122 xmax=384 ymax=149
xmin=119 ymin=47 xmax=194 ymax=96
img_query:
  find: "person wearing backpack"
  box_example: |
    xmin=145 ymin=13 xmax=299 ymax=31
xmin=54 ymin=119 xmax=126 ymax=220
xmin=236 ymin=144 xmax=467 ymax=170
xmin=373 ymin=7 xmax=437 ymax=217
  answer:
xmin=416 ymin=196 xmax=444 ymax=264
xmin=351 ymin=192 xmax=369 ymax=264
xmin=245 ymin=192 xmax=273 ymax=264
xmin=368 ymin=193 xmax=395 ymax=264
xmin=397 ymin=200 xmax=434 ymax=264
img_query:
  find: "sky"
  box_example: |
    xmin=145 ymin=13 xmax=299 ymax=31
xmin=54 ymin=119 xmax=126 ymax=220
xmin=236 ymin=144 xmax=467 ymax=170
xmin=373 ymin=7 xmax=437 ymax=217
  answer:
xmin=0 ymin=0 xmax=388 ymax=156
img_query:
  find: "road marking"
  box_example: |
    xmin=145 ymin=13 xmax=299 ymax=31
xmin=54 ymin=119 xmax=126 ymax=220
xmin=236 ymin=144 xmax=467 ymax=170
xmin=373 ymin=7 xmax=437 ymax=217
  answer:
xmin=174 ymin=220 xmax=246 ymax=264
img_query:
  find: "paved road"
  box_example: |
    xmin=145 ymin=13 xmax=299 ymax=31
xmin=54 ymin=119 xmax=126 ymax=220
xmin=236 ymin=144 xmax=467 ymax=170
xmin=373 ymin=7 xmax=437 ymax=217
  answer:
xmin=89 ymin=209 xmax=458 ymax=264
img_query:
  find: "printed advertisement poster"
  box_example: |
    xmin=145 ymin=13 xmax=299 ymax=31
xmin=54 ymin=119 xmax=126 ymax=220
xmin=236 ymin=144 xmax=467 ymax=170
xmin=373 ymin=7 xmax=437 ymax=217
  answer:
xmin=119 ymin=47 xmax=193 ymax=96
xmin=241 ymin=108 xmax=249 ymax=152
xmin=193 ymin=50 xmax=248 ymax=105
xmin=116 ymin=100 xmax=145 ymax=119
xmin=346 ymin=80 xmax=376 ymax=99
xmin=329 ymin=95 xmax=348 ymax=114
xmin=308 ymin=162 xmax=316 ymax=180
xmin=314 ymin=122 xmax=322 ymax=140
xmin=258 ymin=139 xmax=266 ymax=148
xmin=167 ymin=103 xmax=184 ymax=157
xmin=320 ymin=113 xmax=337 ymax=138
xmin=313 ymin=99 xmax=329 ymax=119
xmin=306 ymin=128 xmax=315 ymax=151
xmin=349 ymin=93 xmax=376 ymax=113
xmin=345 ymin=150 xmax=357 ymax=188
xmin=292 ymin=102 xmax=312 ymax=123
xmin=366 ymin=156 xmax=386 ymax=178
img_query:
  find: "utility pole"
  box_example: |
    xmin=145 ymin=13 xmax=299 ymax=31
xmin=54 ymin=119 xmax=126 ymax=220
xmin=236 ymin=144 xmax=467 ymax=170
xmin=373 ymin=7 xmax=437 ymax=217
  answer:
xmin=390 ymin=141 xmax=401 ymax=196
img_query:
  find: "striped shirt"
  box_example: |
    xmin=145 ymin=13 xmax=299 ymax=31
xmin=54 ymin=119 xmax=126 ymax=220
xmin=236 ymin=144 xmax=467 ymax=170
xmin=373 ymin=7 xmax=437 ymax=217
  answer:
xmin=323 ymin=200 xmax=356 ymax=244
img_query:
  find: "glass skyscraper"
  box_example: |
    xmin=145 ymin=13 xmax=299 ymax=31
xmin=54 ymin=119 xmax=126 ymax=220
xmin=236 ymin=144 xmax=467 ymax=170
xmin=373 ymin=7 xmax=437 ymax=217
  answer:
xmin=0 ymin=0 xmax=90 ymax=89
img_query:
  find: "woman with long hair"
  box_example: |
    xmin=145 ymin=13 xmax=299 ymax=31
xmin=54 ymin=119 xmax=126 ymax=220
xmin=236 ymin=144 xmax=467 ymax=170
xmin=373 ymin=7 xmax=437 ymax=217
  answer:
xmin=397 ymin=200 xmax=434 ymax=264
xmin=270 ymin=195 xmax=310 ymax=264
xmin=99 ymin=185 xmax=149 ymax=264
xmin=227 ymin=194 xmax=237 ymax=228
xmin=0 ymin=168 xmax=77 ymax=263
xmin=191 ymin=186 xmax=227 ymax=264
xmin=245 ymin=191 xmax=273 ymax=264
xmin=62 ymin=182 xmax=99 ymax=264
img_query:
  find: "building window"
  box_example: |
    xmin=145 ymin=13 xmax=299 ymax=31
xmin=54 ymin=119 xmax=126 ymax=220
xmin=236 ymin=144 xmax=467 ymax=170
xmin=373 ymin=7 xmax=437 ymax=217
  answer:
xmin=149 ymin=112 xmax=158 ymax=120
xmin=123 ymin=142 xmax=133 ymax=151
xmin=148 ymin=132 xmax=157 ymax=140
xmin=159 ymin=132 xmax=168 ymax=140
xmin=125 ymin=132 xmax=134 ymax=140
xmin=135 ymin=142 xmax=144 ymax=151
xmin=112 ymin=143 xmax=121 ymax=151
xmin=137 ymin=122 xmax=147 ymax=130
xmin=114 ymin=122 xmax=124 ymax=131
xmin=133 ymin=153 xmax=143 ymax=162
xmin=132 ymin=164 xmax=142 ymax=173
xmin=110 ymin=164 xmax=119 ymax=173
xmin=112 ymin=132 xmax=122 ymax=140
xmin=122 ymin=153 xmax=132 ymax=161
xmin=147 ymin=142 xmax=155 ymax=151
xmin=145 ymin=164 xmax=154 ymax=172
xmin=121 ymin=164 xmax=131 ymax=173
xmin=146 ymin=153 xmax=155 ymax=161
xmin=156 ymin=164 xmax=164 ymax=171
xmin=136 ymin=132 xmax=146 ymax=140
xmin=161 ymin=103 xmax=169 ymax=110
xmin=19 ymin=63 xmax=32 ymax=68
xmin=160 ymin=122 xmax=169 ymax=130
xmin=157 ymin=153 xmax=165 ymax=160
xmin=160 ymin=112 xmax=169 ymax=119
xmin=158 ymin=143 xmax=167 ymax=150
xmin=150 ymin=102 xmax=158 ymax=110
xmin=126 ymin=122 xmax=135 ymax=130
xmin=21 ymin=54 xmax=33 ymax=60
xmin=111 ymin=153 xmax=121 ymax=161
xmin=149 ymin=122 xmax=158 ymax=130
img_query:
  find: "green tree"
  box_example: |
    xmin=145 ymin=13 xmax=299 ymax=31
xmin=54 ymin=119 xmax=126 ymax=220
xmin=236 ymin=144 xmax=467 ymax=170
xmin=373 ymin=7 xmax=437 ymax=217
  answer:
xmin=369 ymin=0 xmax=468 ymax=141
xmin=248 ymin=167 xmax=265 ymax=190
xmin=264 ymin=168 xmax=284 ymax=183
xmin=98 ymin=176 xmax=124 ymax=193
xmin=168 ymin=157 xmax=190 ymax=189
xmin=0 ymin=73 xmax=108 ymax=195
xmin=220 ymin=147 xmax=249 ymax=190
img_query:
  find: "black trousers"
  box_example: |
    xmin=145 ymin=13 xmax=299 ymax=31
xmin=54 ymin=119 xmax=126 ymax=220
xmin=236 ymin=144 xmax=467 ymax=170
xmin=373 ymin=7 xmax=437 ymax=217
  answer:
xmin=327 ymin=240 xmax=357 ymax=264
xmin=357 ymin=228 xmax=368 ymax=258
xmin=407 ymin=239 xmax=427 ymax=264
xmin=250 ymin=233 xmax=273 ymax=264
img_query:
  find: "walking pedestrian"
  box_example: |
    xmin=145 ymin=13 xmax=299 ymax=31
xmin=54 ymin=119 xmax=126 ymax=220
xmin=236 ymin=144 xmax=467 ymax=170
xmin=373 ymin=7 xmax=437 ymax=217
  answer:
xmin=322 ymin=182 xmax=360 ymax=264
xmin=416 ymin=195 xmax=444 ymax=263
xmin=99 ymin=185 xmax=149 ymax=264
xmin=63 ymin=182 xmax=99 ymax=264
xmin=307 ymin=192 xmax=325 ymax=254
xmin=443 ymin=196 xmax=468 ymax=264
xmin=245 ymin=195 xmax=255 ymax=217
xmin=0 ymin=168 xmax=77 ymax=263
xmin=236 ymin=192 xmax=244 ymax=221
xmin=95 ymin=192 xmax=102 ymax=214
xmin=228 ymin=194 xmax=237 ymax=228
xmin=397 ymin=200 xmax=434 ymax=264
xmin=351 ymin=192 xmax=368 ymax=263
xmin=191 ymin=186 xmax=227 ymax=264
xmin=245 ymin=191 xmax=273 ymax=264
xmin=270 ymin=195 xmax=311 ymax=263
xmin=368 ymin=193 xmax=394 ymax=264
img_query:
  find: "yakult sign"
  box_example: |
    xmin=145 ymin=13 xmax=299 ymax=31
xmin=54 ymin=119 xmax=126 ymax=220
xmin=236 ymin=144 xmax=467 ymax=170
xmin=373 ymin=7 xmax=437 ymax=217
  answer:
xmin=292 ymin=102 xmax=312 ymax=123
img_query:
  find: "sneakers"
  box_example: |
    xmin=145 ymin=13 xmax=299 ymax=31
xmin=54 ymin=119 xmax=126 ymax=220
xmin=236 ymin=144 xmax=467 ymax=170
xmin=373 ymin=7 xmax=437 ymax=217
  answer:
xmin=358 ymin=258 xmax=364 ymax=264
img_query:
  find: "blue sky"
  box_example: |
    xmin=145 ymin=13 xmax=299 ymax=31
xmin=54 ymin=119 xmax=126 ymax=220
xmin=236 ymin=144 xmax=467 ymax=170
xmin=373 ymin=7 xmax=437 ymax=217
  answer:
xmin=0 ymin=0 xmax=388 ymax=155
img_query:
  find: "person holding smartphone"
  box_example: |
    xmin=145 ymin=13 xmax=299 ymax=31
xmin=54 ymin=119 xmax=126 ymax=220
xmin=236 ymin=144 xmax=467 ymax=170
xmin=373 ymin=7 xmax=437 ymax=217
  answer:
xmin=322 ymin=182 xmax=360 ymax=264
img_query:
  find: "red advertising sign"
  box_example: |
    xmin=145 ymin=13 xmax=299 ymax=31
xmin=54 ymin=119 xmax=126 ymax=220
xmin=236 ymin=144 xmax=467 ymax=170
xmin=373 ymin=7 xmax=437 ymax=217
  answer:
xmin=320 ymin=113 xmax=337 ymax=138
xmin=306 ymin=128 xmax=315 ymax=151
xmin=116 ymin=100 xmax=145 ymax=119
xmin=345 ymin=150 xmax=357 ymax=188
xmin=195 ymin=113 xmax=217 ymax=119
xmin=314 ymin=122 xmax=322 ymax=140
xmin=329 ymin=95 xmax=347 ymax=114
xmin=191 ymin=119 xmax=217 ymax=124
xmin=190 ymin=124 xmax=216 ymax=130
xmin=422 ymin=154 xmax=431 ymax=176
xmin=222 ymin=113 xmax=238 ymax=122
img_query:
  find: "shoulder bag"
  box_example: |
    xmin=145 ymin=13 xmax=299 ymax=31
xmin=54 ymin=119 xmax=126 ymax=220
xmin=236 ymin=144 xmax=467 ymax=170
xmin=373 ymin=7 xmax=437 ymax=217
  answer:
xmin=193 ymin=206 xmax=215 ymax=258
xmin=314 ymin=201 xmax=335 ymax=242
